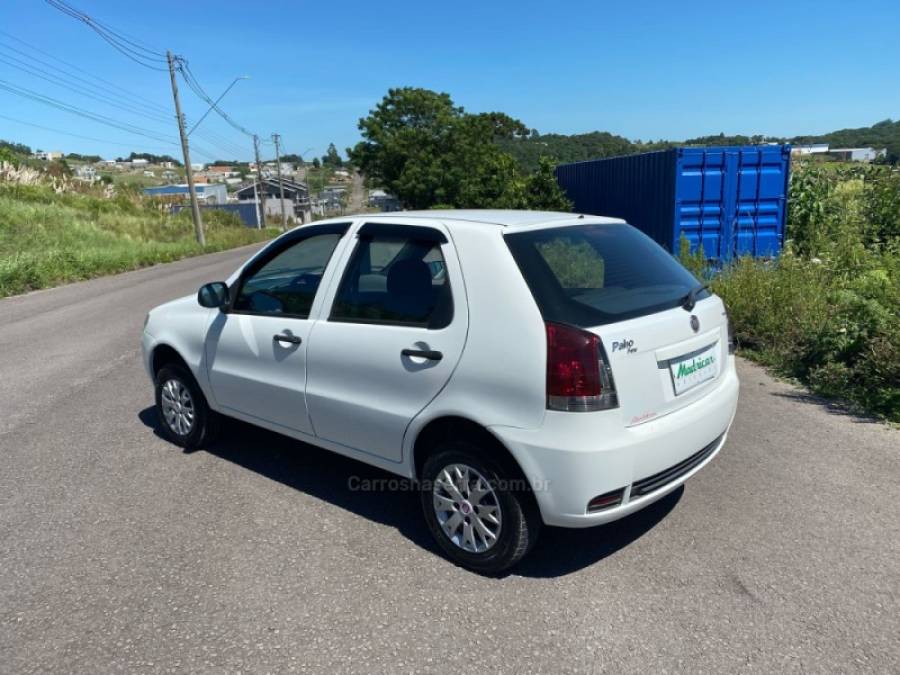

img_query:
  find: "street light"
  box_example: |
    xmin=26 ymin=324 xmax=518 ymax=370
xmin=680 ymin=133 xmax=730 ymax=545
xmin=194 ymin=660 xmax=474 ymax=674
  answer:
xmin=187 ymin=75 xmax=250 ymax=136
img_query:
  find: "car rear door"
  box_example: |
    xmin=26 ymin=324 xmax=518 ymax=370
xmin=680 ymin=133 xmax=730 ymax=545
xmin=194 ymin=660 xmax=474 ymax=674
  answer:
xmin=204 ymin=223 xmax=350 ymax=434
xmin=305 ymin=220 xmax=468 ymax=462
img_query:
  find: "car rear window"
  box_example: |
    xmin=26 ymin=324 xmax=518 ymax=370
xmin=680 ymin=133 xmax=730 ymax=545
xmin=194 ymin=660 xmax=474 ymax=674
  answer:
xmin=504 ymin=223 xmax=706 ymax=326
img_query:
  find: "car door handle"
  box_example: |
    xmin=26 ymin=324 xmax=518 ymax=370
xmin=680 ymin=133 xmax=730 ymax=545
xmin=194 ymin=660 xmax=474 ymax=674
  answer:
xmin=401 ymin=348 xmax=443 ymax=361
xmin=273 ymin=333 xmax=302 ymax=345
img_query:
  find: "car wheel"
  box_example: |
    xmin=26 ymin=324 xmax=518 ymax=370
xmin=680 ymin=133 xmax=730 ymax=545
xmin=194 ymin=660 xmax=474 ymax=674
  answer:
xmin=154 ymin=364 xmax=218 ymax=449
xmin=420 ymin=441 xmax=541 ymax=574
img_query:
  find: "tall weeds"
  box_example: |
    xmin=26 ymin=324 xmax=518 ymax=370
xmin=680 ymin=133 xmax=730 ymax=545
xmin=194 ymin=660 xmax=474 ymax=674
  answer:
xmin=686 ymin=162 xmax=900 ymax=422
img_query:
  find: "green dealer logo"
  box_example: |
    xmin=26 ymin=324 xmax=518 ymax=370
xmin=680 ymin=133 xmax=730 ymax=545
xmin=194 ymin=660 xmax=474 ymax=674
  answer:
xmin=676 ymin=354 xmax=716 ymax=379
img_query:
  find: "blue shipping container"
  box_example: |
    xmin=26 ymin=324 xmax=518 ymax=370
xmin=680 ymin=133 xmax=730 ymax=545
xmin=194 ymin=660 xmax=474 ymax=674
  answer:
xmin=555 ymin=145 xmax=791 ymax=260
xmin=170 ymin=203 xmax=261 ymax=227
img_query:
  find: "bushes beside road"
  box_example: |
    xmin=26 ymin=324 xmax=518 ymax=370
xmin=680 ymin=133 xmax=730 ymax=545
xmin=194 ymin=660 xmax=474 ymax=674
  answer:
xmin=688 ymin=164 xmax=900 ymax=422
xmin=0 ymin=182 xmax=277 ymax=298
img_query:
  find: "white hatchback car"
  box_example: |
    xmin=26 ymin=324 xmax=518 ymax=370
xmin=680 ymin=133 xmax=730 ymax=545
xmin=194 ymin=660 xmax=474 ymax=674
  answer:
xmin=143 ymin=210 xmax=739 ymax=573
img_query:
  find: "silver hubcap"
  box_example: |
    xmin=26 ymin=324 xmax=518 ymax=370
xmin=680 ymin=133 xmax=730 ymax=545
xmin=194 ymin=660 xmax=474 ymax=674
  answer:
xmin=433 ymin=463 xmax=502 ymax=553
xmin=160 ymin=378 xmax=195 ymax=436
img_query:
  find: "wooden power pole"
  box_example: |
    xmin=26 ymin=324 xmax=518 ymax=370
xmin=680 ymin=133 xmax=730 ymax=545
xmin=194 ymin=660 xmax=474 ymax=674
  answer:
xmin=166 ymin=51 xmax=204 ymax=246
xmin=252 ymin=134 xmax=266 ymax=229
xmin=272 ymin=133 xmax=288 ymax=230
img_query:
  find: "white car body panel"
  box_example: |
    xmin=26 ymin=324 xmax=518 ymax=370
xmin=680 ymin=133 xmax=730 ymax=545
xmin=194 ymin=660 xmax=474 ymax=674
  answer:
xmin=142 ymin=210 xmax=740 ymax=526
xmin=142 ymin=295 xmax=215 ymax=397
xmin=305 ymin=219 xmax=469 ymax=462
xmin=205 ymin=312 xmax=316 ymax=434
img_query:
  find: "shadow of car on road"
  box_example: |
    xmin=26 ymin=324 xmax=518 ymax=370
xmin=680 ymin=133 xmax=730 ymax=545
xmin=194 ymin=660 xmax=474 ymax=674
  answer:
xmin=138 ymin=406 xmax=682 ymax=578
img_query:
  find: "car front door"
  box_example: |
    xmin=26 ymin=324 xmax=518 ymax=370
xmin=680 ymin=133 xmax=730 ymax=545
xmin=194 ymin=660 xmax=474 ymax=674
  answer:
xmin=305 ymin=221 xmax=468 ymax=462
xmin=205 ymin=223 xmax=350 ymax=435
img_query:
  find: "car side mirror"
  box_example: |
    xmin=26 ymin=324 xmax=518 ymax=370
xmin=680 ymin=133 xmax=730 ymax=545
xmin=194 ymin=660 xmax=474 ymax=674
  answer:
xmin=198 ymin=282 xmax=229 ymax=309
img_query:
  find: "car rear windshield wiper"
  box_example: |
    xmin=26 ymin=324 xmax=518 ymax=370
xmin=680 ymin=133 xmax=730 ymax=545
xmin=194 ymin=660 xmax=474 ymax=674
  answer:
xmin=680 ymin=283 xmax=709 ymax=311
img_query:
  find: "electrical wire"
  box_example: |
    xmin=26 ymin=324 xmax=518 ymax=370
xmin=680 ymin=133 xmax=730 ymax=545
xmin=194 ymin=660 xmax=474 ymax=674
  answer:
xmin=22 ymin=3 xmax=257 ymax=162
xmin=0 ymin=112 xmax=174 ymax=151
xmin=0 ymin=29 xmax=172 ymax=115
xmin=44 ymin=0 xmax=168 ymax=71
xmin=192 ymin=128 xmax=250 ymax=158
xmin=0 ymin=46 xmax=251 ymax=158
xmin=0 ymin=52 xmax=173 ymax=126
xmin=177 ymin=60 xmax=256 ymax=138
xmin=43 ymin=0 xmax=168 ymax=58
xmin=0 ymin=78 xmax=178 ymax=146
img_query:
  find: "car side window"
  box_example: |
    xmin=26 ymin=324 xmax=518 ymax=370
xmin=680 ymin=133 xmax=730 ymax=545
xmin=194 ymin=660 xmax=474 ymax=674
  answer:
xmin=232 ymin=232 xmax=343 ymax=317
xmin=330 ymin=228 xmax=453 ymax=328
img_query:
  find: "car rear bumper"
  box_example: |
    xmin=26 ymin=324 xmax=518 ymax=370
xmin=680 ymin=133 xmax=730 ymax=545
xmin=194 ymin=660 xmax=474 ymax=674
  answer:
xmin=489 ymin=362 xmax=739 ymax=528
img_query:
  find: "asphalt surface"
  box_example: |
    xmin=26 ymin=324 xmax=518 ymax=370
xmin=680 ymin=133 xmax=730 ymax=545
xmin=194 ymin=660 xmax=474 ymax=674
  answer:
xmin=1 ymin=246 xmax=898 ymax=673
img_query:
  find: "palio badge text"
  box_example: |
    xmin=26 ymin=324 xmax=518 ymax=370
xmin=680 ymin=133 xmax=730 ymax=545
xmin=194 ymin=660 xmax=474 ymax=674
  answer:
xmin=611 ymin=338 xmax=637 ymax=354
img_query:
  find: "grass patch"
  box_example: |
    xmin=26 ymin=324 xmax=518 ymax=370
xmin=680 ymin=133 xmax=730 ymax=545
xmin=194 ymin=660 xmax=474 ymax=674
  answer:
xmin=0 ymin=182 xmax=277 ymax=297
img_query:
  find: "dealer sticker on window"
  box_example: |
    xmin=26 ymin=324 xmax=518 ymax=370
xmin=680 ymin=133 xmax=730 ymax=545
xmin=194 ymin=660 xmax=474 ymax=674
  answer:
xmin=669 ymin=343 xmax=719 ymax=396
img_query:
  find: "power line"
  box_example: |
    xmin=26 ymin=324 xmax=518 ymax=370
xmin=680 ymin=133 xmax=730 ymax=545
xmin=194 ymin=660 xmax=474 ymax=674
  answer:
xmin=177 ymin=60 xmax=256 ymax=138
xmin=0 ymin=112 xmax=175 ymax=152
xmin=0 ymin=78 xmax=178 ymax=146
xmin=24 ymin=1 xmax=256 ymax=164
xmin=40 ymin=1 xmax=258 ymax=156
xmin=194 ymin=130 xmax=248 ymax=157
xmin=43 ymin=0 xmax=168 ymax=71
xmin=0 ymin=52 xmax=173 ymax=126
xmin=0 ymin=30 xmax=171 ymax=116
xmin=43 ymin=0 xmax=168 ymax=59
xmin=0 ymin=53 xmax=261 ymax=157
xmin=0 ymin=45 xmax=251 ymax=158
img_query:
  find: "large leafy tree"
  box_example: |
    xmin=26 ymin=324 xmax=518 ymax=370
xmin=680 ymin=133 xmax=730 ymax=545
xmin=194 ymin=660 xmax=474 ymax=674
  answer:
xmin=350 ymin=87 xmax=569 ymax=210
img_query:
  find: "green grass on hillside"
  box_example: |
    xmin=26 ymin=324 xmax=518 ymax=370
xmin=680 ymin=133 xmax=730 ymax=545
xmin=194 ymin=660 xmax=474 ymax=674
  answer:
xmin=0 ymin=183 xmax=277 ymax=297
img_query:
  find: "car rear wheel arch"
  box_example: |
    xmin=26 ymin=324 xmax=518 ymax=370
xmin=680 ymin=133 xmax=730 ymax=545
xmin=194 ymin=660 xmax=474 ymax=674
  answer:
xmin=413 ymin=417 xmax=537 ymax=502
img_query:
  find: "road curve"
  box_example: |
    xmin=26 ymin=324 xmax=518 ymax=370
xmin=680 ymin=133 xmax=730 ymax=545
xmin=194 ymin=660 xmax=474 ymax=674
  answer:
xmin=1 ymin=246 xmax=898 ymax=673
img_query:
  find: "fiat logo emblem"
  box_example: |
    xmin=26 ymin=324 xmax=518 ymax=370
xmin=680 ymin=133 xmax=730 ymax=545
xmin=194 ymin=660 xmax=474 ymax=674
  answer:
xmin=690 ymin=315 xmax=700 ymax=332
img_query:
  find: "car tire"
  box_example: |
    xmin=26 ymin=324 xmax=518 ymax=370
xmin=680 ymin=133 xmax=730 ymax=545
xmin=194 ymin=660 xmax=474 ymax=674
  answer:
xmin=154 ymin=364 xmax=218 ymax=450
xmin=420 ymin=441 xmax=541 ymax=574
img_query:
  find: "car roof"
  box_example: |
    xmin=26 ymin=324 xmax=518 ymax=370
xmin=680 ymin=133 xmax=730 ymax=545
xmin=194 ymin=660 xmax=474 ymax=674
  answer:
xmin=358 ymin=209 xmax=625 ymax=230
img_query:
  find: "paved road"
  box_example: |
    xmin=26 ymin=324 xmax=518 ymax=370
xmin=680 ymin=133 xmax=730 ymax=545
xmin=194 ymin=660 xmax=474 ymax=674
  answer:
xmin=347 ymin=171 xmax=366 ymax=212
xmin=1 ymin=247 xmax=898 ymax=673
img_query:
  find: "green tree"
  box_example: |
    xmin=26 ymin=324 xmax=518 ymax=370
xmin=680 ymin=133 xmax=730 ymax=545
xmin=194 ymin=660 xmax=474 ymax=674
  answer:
xmin=350 ymin=87 xmax=567 ymax=210
xmin=322 ymin=143 xmax=343 ymax=168
xmin=0 ymin=139 xmax=32 ymax=156
xmin=524 ymin=156 xmax=571 ymax=211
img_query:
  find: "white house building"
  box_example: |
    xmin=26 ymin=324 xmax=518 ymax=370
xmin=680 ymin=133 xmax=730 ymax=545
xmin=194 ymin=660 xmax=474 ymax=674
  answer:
xmin=829 ymin=147 xmax=887 ymax=162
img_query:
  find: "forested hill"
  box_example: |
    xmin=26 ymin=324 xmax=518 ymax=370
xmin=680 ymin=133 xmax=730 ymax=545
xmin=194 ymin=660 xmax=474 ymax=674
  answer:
xmin=791 ymin=118 xmax=900 ymax=161
xmin=499 ymin=119 xmax=899 ymax=171
xmin=496 ymin=131 xmax=666 ymax=172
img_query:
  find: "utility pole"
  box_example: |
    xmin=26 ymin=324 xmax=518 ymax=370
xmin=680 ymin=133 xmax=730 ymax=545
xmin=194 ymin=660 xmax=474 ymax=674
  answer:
xmin=252 ymin=134 xmax=266 ymax=229
xmin=272 ymin=133 xmax=288 ymax=230
xmin=251 ymin=181 xmax=262 ymax=229
xmin=166 ymin=51 xmax=204 ymax=246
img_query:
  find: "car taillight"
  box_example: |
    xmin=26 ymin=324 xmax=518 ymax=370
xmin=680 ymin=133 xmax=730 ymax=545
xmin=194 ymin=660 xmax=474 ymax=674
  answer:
xmin=545 ymin=322 xmax=618 ymax=412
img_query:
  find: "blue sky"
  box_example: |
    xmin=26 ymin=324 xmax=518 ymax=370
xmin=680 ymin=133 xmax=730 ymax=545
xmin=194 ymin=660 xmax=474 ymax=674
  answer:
xmin=1 ymin=0 xmax=898 ymax=162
